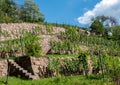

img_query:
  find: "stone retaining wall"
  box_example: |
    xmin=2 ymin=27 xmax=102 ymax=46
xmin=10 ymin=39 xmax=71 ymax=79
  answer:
xmin=15 ymin=57 xmax=49 ymax=77
xmin=0 ymin=57 xmax=96 ymax=78
xmin=0 ymin=60 xmax=8 ymax=77
xmin=30 ymin=57 xmax=49 ymax=77
xmin=0 ymin=23 xmax=65 ymax=55
xmin=0 ymin=23 xmax=65 ymax=41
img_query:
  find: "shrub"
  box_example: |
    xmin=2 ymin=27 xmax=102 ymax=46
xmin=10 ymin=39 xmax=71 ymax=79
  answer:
xmin=25 ymin=42 xmax=41 ymax=57
xmin=24 ymin=32 xmax=42 ymax=57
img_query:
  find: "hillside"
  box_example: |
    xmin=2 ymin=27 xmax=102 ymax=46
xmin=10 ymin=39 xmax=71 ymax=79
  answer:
xmin=0 ymin=0 xmax=120 ymax=85
xmin=0 ymin=23 xmax=119 ymax=85
xmin=0 ymin=23 xmax=120 ymax=56
xmin=0 ymin=23 xmax=89 ymax=55
xmin=0 ymin=23 xmax=64 ymax=55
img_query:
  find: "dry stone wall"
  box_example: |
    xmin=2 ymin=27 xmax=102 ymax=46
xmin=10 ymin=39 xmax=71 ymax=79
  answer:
xmin=0 ymin=23 xmax=65 ymax=55
xmin=15 ymin=57 xmax=49 ymax=77
xmin=0 ymin=57 xmax=96 ymax=78
xmin=0 ymin=23 xmax=89 ymax=55
xmin=40 ymin=35 xmax=60 ymax=54
xmin=30 ymin=57 xmax=49 ymax=77
xmin=0 ymin=23 xmax=65 ymax=41
xmin=0 ymin=60 xmax=8 ymax=77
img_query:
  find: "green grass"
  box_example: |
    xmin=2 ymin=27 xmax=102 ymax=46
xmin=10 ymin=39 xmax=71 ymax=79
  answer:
xmin=0 ymin=75 xmax=113 ymax=85
xmin=46 ymin=54 xmax=78 ymax=58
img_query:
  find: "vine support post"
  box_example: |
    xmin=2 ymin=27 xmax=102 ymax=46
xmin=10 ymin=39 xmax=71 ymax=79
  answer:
xmin=98 ymin=51 xmax=105 ymax=82
xmin=20 ymin=36 xmax=24 ymax=56
xmin=78 ymin=53 xmax=88 ymax=78
xmin=82 ymin=54 xmax=88 ymax=79
xmin=6 ymin=58 xmax=10 ymax=85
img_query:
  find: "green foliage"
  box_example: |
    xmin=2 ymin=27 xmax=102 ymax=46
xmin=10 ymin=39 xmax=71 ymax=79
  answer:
xmin=106 ymin=57 xmax=120 ymax=85
xmin=25 ymin=41 xmax=41 ymax=57
xmin=91 ymin=54 xmax=120 ymax=84
xmin=0 ymin=75 xmax=111 ymax=85
xmin=0 ymin=0 xmax=20 ymax=23
xmin=48 ymin=58 xmax=60 ymax=76
xmin=92 ymin=16 xmax=108 ymax=23
xmin=112 ymin=26 xmax=120 ymax=41
xmin=20 ymin=0 xmax=44 ymax=22
xmin=91 ymin=15 xmax=117 ymax=39
xmin=0 ymin=29 xmax=42 ymax=57
xmin=90 ymin=20 xmax=105 ymax=35
xmin=49 ymin=24 xmax=120 ymax=56
xmin=46 ymin=54 xmax=78 ymax=58
xmin=47 ymin=57 xmax=83 ymax=76
xmin=24 ymin=32 xmax=42 ymax=57
xmin=50 ymin=40 xmax=79 ymax=54
xmin=60 ymin=27 xmax=79 ymax=43
xmin=78 ymin=53 xmax=88 ymax=78
xmin=46 ymin=25 xmax=54 ymax=33
xmin=50 ymin=27 xmax=80 ymax=54
xmin=0 ymin=0 xmax=44 ymax=23
xmin=78 ymin=34 xmax=120 ymax=56
xmin=92 ymin=16 xmax=117 ymax=27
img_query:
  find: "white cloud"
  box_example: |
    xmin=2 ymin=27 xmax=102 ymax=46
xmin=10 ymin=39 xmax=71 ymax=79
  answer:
xmin=78 ymin=0 xmax=120 ymax=25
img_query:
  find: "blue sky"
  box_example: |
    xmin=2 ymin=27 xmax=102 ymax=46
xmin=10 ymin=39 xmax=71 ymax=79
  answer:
xmin=16 ymin=0 xmax=100 ymax=27
xmin=37 ymin=0 xmax=100 ymax=27
xmin=16 ymin=0 xmax=120 ymax=27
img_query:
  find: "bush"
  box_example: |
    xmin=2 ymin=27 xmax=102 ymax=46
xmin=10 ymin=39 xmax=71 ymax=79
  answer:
xmin=107 ymin=57 xmax=120 ymax=85
xmin=25 ymin=42 xmax=41 ymax=57
xmin=24 ymin=32 xmax=42 ymax=57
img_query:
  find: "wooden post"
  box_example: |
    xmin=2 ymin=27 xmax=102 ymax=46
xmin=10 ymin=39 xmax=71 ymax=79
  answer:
xmin=20 ymin=36 xmax=24 ymax=56
xmin=5 ymin=59 xmax=10 ymax=85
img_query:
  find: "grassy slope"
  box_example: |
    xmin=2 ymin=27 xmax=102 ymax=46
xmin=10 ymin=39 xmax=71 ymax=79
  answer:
xmin=0 ymin=75 xmax=113 ymax=85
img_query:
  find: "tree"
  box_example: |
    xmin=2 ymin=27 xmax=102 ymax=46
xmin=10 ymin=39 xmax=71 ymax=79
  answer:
xmin=107 ymin=17 xmax=117 ymax=27
xmin=93 ymin=15 xmax=108 ymax=23
xmin=20 ymin=0 xmax=44 ymax=22
xmin=90 ymin=20 xmax=105 ymax=36
xmin=0 ymin=0 xmax=44 ymax=23
xmin=91 ymin=16 xmax=117 ymax=37
xmin=0 ymin=0 xmax=20 ymax=23
xmin=92 ymin=15 xmax=117 ymax=27
xmin=112 ymin=26 xmax=120 ymax=41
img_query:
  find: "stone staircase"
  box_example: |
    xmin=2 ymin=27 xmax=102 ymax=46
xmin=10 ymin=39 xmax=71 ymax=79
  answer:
xmin=8 ymin=60 xmax=39 ymax=80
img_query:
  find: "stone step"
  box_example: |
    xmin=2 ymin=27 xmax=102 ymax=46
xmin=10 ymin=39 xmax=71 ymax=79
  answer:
xmin=25 ymin=73 xmax=32 ymax=76
xmin=22 ymin=70 xmax=28 ymax=73
xmin=29 ymin=75 xmax=39 ymax=80
xmin=19 ymin=67 xmax=24 ymax=71
xmin=8 ymin=59 xmax=39 ymax=80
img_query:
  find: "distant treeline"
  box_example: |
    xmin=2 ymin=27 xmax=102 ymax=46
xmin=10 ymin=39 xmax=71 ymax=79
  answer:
xmin=0 ymin=0 xmax=44 ymax=23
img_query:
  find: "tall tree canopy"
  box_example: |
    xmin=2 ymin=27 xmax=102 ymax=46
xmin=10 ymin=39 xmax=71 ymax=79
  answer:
xmin=112 ymin=26 xmax=120 ymax=41
xmin=90 ymin=20 xmax=104 ymax=36
xmin=0 ymin=0 xmax=19 ymax=23
xmin=0 ymin=0 xmax=44 ymax=23
xmin=90 ymin=15 xmax=117 ymax=37
xmin=92 ymin=15 xmax=117 ymax=27
xmin=20 ymin=0 xmax=44 ymax=22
